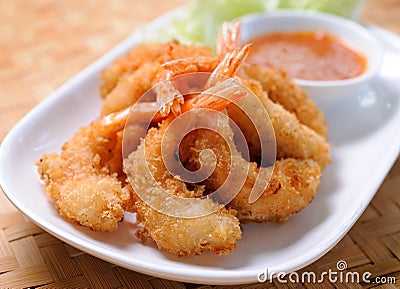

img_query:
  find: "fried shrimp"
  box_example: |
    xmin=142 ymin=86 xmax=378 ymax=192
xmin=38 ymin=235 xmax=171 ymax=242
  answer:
xmin=36 ymin=109 xmax=133 ymax=232
xmin=101 ymin=57 xmax=220 ymax=116
xmin=181 ymin=121 xmax=321 ymax=224
xmin=134 ymin=202 xmax=240 ymax=256
xmin=125 ymin=120 xmax=241 ymax=256
xmin=237 ymin=78 xmax=331 ymax=169
xmin=230 ymin=158 xmax=321 ymax=223
xmin=154 ymin=57 xmax=220 ymax=117
xmin=101 ymin=62 xmax=160 ymax=115
xmin=242 ymin=64 xmax=328 ymax=137
xmin=169 ymin=22 xmax=325 ymax=222
xmin=100 ymin=43 xmax=167 ymax=98
xmin=124 ymin=80 xmax=247 ymax=256
xmin=155 ymin=43 xmax=251 ymax=118
xmin=101 ymin=41 xmax=214 ymax=115
xmin=100 ymin=41 xmax=213 ymax=98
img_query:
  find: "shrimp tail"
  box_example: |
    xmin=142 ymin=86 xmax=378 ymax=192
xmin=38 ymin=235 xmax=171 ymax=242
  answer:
xmin=217 ymin=20 xmax=242 ymax=60
xmin=183 ymin=79 xmax=248 ymax=113
xmin=206 ymin=44 xmax=252 ymax=88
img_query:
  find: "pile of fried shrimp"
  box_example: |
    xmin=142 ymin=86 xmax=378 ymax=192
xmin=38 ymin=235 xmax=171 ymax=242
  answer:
xmin=37 ymin=21 xmax=331 ymax=257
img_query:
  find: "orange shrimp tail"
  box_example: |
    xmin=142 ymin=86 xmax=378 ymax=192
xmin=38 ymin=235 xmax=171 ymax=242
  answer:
xmin=217 ymin=20 xmax=242 ymax=60
xmin=182 ymin=79 xmax=248 ymax=113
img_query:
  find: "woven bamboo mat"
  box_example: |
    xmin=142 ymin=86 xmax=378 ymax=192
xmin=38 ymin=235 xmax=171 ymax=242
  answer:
xmin=1 ymin=0 xmax=400 ymax=288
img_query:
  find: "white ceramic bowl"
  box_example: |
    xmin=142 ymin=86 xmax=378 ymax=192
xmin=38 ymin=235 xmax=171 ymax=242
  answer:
xmin=240 ymin=10 xmax=383 ymax=107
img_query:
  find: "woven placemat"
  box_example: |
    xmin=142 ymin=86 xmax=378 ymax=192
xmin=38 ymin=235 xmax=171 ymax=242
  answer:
xmin=0 ymin=157 xmax=399 ymax=288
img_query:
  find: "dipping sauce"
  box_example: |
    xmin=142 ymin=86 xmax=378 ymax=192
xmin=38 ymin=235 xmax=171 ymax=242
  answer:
xmin=247 ymin=31 xmax=367 ymax=81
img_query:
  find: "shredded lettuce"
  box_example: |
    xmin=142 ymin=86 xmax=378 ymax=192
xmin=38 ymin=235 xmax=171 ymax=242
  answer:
xmin=153 ymin=0 xmax=363 ymax=48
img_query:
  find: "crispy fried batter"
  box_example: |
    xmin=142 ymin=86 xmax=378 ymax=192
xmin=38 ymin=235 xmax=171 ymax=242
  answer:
xmin=242 ymin=64 xmax=328 ymax=137
xmin=100 ymin=41 xmax=213 ymax=98
xmin=134 ymin=197 xmax=241 ymax=256
xmin=230 ymin=158 xmax=321 ymax=223
xmin=101 ymin=62 xmax=160 ymax=115
xmin=180 ymin=118 xmax=321 ymax=224
xmin=36 ymin=112 xmax=131 ymax=231
xmin=100 ymin=41 xmax=214 ymax=115
xmin=101 ymin=57 xmax=220 ymax=116
xmin=124 ymin=120 xmax=242 ymax=256
xmin=240 ymin=78 xmax=331 ymax=169
xmin=100 ymin=43 xmax=167 ymax=98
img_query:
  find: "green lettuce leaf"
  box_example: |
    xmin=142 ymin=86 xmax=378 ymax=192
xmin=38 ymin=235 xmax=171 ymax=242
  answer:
xmin=152 ymin=0 xmax=363 ymax=48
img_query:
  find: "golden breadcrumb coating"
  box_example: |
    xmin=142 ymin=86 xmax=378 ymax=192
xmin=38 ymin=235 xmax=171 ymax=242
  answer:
xmin=240 ymin=78 xmax=331 ymax=169
xmin=229 ymin=158 xmax=321 ymax=223
xmin=36 ymin=112 xmax=131 ymax=231
xmin=100 ymin=41 xmax=214 ymax=115
xmin=180 ymin=122 xmax=321 ymax=224
xmin=124 ymin=119 xmax=242 ymax=256
xmin=100 ymin=41 xmax=213 ymax=97
xmin=101 ymin=63 xmax=160 ymax=115
xmin=243 ymin=64 xmax=328 ymax=138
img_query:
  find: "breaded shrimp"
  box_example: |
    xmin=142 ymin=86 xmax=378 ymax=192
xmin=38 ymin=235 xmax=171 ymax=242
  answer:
xmin=124 ymin=80 xmax=248 ymax=256
xmin=101 ymin=62 xmax=160 ymax=115
xmin=100 ymin=41 xmax=213 ymax=98
xmin=156 ymin=44 xmax=251 ymax=117
xmin=101 ymin=57 xmax=220 ymax=116
xmin=242 ymin=64 xmax=328 ymax=137
xmin=134 ymin=203 xmax=240 ymax=256
xmin=101 ymin=41 xmax=214 ymax=115
xmin=37 ymin=109 xmax=133 ymax=231
xmin=230 ymin=158 xmax=321 ymax=223
xmin=180 ymin=121 xmax=321 ymax=224
xmin=125 ymin=121 xmax=241 ymax=256
xmin=100 ymin=43 xmax=166 ymax=98
xmin=239 ymin=78 xmax=331 ymax=169
xmin=154 ymin=57 xmax=219 ymax=117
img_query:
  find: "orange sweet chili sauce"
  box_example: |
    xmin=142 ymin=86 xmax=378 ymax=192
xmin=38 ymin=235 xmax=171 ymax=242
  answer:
xmin=247 ymin=31 xmax=367 ymax=81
